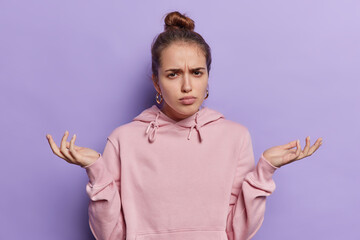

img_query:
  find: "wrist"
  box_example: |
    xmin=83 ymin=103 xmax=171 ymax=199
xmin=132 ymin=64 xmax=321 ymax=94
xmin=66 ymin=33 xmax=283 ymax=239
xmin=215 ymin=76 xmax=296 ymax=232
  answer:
xmin=81 ymin=153 xmax=101 ymax=168
xmin=262 ymin=153 xmax=281 ymax=168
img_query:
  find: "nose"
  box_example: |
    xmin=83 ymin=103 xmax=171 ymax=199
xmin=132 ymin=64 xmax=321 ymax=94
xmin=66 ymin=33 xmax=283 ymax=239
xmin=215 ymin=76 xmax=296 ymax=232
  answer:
xmin=181 ymin=72 xmax=192 ymax=93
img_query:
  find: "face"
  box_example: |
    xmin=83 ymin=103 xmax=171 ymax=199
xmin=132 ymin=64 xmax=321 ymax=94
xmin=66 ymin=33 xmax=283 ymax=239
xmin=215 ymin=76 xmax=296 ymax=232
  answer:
xmin=152 ymin=42 xmax=208 ymax=121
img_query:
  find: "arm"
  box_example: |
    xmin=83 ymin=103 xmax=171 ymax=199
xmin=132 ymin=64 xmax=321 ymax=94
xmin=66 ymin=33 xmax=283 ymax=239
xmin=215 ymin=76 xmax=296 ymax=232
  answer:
xmin=226 ymin=129 xmax=278 ymax=240
xmin=82 ymin=137 xmax=126 ymax=240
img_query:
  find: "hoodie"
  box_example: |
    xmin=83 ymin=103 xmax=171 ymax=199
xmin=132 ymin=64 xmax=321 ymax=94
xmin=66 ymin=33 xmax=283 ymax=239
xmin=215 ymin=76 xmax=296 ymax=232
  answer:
xmin=82 ymin=104 xmax=278 ymax=240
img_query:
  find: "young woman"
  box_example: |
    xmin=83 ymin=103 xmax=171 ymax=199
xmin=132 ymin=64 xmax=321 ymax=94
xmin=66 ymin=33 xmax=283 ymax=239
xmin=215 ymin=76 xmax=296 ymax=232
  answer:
xmin=46 ymin=11 xmax=323 ymax=240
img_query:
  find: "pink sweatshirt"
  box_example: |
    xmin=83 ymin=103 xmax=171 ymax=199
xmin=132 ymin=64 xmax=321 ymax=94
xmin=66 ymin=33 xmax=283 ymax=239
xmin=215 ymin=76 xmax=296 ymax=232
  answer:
xmin=82 ymin=104 xmax=279 ymax=240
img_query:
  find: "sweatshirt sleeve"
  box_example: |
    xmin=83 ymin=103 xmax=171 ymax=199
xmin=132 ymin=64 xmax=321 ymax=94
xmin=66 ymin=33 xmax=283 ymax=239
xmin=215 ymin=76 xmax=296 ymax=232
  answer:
xmin=226 ymin=128 xmax=279 ymax=240
xmin=82 ymin=137 xmax=126 ymax=240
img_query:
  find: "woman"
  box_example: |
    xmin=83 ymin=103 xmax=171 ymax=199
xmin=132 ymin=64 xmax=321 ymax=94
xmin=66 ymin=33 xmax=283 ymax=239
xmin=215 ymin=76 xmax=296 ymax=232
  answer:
xmin=46 ymin=11 xmax=322 ymax=240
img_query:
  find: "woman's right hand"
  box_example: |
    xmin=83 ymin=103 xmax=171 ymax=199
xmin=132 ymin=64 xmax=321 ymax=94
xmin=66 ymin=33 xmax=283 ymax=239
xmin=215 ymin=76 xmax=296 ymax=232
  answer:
xmin=46 ymin=130 xmax=100 ymax=168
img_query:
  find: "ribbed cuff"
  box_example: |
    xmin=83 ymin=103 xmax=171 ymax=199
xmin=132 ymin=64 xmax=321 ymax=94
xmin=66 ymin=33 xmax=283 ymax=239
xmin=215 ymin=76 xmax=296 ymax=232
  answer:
xmin=82 ymin=154 xmax=112 ymax=186
xmin=246 ymin=153 xmax=278 ymax=193
xmin=260 ymin=153 xmax=279 ymax=171
xmin=82 ymin=153 xmax=102 ymax=169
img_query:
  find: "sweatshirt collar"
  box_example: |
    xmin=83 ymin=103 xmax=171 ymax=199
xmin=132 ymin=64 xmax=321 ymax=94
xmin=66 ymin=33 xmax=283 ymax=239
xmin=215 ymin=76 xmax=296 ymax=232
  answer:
xmin=132 ymin=104 xmax=224 ymax=143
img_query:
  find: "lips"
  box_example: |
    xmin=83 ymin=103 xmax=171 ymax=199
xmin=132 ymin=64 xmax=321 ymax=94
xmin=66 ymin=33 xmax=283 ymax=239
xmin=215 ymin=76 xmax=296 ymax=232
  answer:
xmin=180 ymin=96 xmax=196 ymax=100
xmin=179 ymin=96 xmax=197 ymax=105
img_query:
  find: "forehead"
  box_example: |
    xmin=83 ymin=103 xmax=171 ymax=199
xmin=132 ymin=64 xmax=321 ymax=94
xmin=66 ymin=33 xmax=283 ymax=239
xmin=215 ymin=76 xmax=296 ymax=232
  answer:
xmin=160 ymin=42 xmax=206 ymax=68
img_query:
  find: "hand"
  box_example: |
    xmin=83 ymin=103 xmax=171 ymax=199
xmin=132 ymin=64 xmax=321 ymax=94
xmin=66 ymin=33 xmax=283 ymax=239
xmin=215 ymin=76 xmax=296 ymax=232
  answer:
xmin=263 ymin=136 xmax=323 ymax=168
xmin=46 ymin=130 xmax=100 ymax=168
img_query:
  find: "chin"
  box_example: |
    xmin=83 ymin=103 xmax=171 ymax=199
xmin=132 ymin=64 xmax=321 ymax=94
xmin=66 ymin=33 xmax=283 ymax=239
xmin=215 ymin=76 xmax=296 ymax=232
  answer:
xmin=166 ymin=101 xmax=200 ymax=117
xmin=178 ymin=103 xmax=200 ymax=113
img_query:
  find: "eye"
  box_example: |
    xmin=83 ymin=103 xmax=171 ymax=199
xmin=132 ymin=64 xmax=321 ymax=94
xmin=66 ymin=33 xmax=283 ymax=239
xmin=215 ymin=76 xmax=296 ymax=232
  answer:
xmin=167 ymin=72 xmax=177 ymax=78
xmin=193 ymin=71 xmax=203 ymax=76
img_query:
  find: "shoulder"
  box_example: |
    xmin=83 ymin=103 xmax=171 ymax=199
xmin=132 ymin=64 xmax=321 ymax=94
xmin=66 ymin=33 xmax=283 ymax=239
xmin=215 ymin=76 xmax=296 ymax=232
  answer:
xmin=203 ymin=106 xmax=252 ymax=141
xmin=102 ymin=122 xmax=139 ymax=151
xmin=207 ymin=117 xmax=252 ymax=148
xmin=204 ymin=106 xmax=248 ymax=131
xmin=217 ymin=119 xmax=254 ymax=156
xmin=218 ymin=118 xmax=251 ymax=136
xmin=107 ymin=121 xmax=140 ymax=139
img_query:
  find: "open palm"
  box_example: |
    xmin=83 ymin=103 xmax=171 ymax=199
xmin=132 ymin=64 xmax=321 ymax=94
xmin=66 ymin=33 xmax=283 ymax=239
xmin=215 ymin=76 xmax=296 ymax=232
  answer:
xmin=46 ymin=130 xmax=100 ymax=168
xmin=263 ymin=136 xmax=323 ymax=168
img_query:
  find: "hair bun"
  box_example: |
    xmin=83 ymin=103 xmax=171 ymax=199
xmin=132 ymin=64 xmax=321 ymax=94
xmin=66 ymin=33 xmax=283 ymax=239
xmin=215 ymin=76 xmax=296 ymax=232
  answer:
xmin=164 ymin=11 xmax=195 ymax=31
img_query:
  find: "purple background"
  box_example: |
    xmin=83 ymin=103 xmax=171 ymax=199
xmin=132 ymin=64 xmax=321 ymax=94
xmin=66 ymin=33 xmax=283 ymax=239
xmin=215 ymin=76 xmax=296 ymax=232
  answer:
xmin=1 ymin=0 xmax=359 ymax=239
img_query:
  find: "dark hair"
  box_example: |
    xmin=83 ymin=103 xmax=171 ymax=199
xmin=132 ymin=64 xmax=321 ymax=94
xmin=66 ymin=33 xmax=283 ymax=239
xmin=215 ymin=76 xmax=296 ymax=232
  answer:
xmin=151 ymin=11 xmax=212 ymax=81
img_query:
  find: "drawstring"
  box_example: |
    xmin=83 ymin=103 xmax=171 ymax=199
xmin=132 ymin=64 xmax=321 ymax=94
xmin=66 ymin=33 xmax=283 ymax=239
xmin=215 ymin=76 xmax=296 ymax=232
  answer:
xmin=187 ymin=112 xmax=202 ymax=142
xmin=145 ymin=111 xmax=160 ymax=143
xmin=145 ymin=110 xmax=202 ymax=143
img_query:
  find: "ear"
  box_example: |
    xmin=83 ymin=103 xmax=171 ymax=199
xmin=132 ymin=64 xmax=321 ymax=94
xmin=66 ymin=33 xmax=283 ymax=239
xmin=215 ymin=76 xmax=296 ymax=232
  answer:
xmin=152 ymin=74 xmax=161 ymax=93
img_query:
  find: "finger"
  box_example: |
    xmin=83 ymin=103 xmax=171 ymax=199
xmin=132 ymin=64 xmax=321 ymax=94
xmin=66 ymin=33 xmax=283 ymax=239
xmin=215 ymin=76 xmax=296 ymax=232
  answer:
xmin=46 ymin=134 xmax=68 ymax=161
xmin=302 ymin=136 xmax=311 ymax=156
xmin=60 ymin=130 xmax=76 ymax=162
xmin=286 ymin=150 xmax=299 ymax=163
xmin=308 ymin=137 xmax=323 ymax=156
xmin=283 ymin=140 xmax=298 ymax=150
xmin=66 ymin=141 xmax=80 ymax=150
xmin=286 ymin=140 xmax=302 ymax=162
xmin=69 ymin=134 xmax=81 ymax=165
xmin=295 ymin=139 xmax=302 ymax=158
xmin=288 ymin=148 xmax=297 ymax=154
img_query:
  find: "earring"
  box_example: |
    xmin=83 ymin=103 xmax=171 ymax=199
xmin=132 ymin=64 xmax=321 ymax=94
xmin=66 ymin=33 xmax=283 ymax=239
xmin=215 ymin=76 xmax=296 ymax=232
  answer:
xmin=204 ymin=89 xmax=209 ymax=99
xmin=156 ymin=92 xmax=163 ymax=104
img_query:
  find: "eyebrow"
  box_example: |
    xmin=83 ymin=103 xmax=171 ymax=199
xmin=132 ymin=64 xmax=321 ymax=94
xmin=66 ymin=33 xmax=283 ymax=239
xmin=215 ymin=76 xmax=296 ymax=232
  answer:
xmin=164 ymin=67 xmax=206 ymax=72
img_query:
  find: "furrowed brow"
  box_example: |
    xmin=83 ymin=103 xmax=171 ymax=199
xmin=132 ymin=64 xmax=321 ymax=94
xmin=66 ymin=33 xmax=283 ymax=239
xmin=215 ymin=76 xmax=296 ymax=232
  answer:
xmin=164 ymin=67 xmax=206 ymax=72
xmin=165 ymin=68 xmax=181 ymax=72
xmin=191 ymin=67 xmax=206 ymax=71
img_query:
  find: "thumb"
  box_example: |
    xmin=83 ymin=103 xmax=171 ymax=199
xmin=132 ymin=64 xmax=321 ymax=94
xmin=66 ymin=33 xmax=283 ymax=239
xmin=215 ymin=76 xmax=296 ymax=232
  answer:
xmin=283 ymin=139 xmax=298 ymax=150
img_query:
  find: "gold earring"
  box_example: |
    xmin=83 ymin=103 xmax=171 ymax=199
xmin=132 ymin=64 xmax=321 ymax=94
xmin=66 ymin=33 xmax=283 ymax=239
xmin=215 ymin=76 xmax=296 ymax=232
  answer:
xmin=204 ymin=89 xmax=209 ymax=99
xmin=156 ymin=92 xmax=163 ymax=104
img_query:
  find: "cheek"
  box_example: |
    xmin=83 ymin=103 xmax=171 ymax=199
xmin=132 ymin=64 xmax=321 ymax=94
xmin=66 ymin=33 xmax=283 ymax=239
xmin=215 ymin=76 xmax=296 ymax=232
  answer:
xmin=193 ymin=78 xmax=208 ymax=88
xmin=160 ymin=82 xmax=177 ymax=98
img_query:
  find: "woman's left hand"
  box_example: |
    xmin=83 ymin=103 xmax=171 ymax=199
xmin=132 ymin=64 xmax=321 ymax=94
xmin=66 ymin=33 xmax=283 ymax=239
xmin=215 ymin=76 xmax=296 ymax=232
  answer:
xmin=263 ymin=136 xmax=323 ymax=168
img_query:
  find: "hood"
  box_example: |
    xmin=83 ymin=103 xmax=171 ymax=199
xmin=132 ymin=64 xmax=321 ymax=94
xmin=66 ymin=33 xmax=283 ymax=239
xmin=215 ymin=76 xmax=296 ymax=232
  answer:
xmin=132 ymin=104 xmax=225 ymax=143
